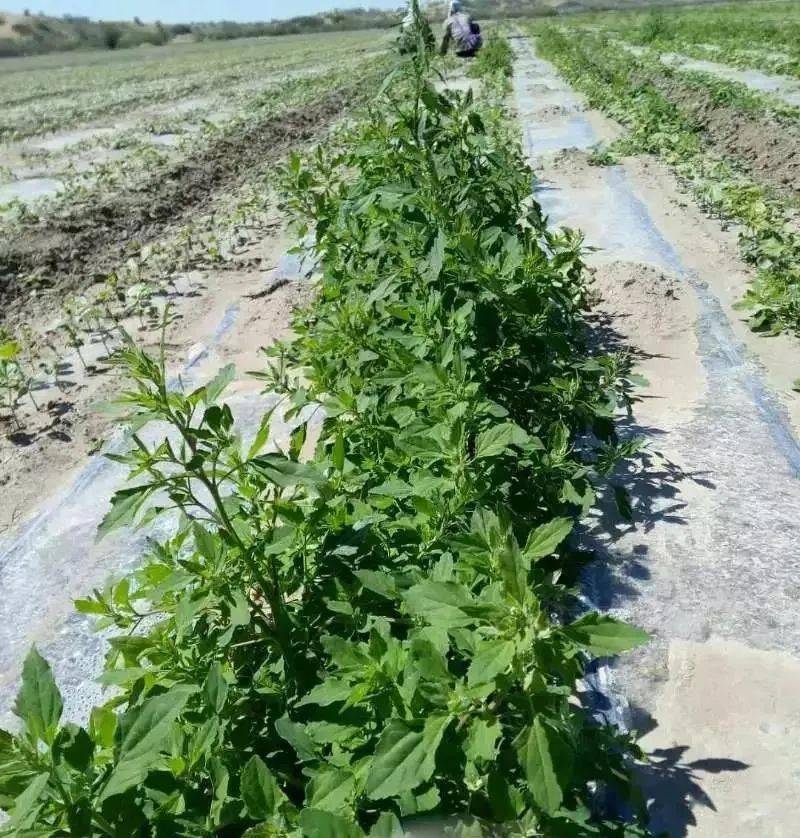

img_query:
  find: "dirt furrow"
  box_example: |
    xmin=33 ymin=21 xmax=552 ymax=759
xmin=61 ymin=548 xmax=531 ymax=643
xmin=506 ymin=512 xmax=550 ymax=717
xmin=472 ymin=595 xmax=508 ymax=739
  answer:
xmin=0 ymin=75 xmax=377 ymax=319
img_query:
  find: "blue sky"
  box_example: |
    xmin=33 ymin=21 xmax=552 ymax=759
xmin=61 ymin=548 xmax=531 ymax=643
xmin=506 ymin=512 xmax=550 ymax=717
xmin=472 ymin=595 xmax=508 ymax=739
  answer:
xmin=5 ymin=1 xmax=405 ymax=24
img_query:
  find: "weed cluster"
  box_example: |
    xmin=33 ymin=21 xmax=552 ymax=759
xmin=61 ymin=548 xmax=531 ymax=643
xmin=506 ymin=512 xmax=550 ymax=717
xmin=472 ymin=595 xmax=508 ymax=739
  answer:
xmin=468 ymin=35 xmax=514 ymax=83
xmin=0 ymin=41 xmax=651 ymax=837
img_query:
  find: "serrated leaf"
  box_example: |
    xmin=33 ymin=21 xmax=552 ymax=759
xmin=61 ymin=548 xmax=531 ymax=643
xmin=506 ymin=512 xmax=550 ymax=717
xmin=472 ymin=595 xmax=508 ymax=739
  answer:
xmin=300 ymin=808 xmax=365 ymax=838
xmin=518 ymin=717 xmax=573 ymax=815
xmin=296 ymin=679 xmax=352 ymax=708
xmin=14 ymin=648 xmax=63 ymax=745
xmin=524 ymin=518 xmax=573 ymax=561
xmin=402 ymin=581 xmax=475 ymax=628
xmin=100 ymin=685 xmax=196 ymax=800
xmin=562 ymin=613 xmax=649 ymax=656
xmin=369 ymin=812 xmax=405 ymax=837
xmin=97 ymin=484 xmax=153 ymax=541
xmin=247 ymin=403 xmax=279 ymax=459
xmin=467 ymin=638 xmax=515 ymax=687
xmin=496 ymin=536 xmax=528 ymax=604
xmin=427 ymin=229 xmax=446 ymax=282
xmin=369 ymin=478 xmax=413 ymax=498
xmin=355 ymin=570 xmax=397 ymax=600
xmin=205 ymin=363 xmax=236 ymax=403
xmin=365 ymin=715 xmax=449 ymax=800
xmin=307 ymin=766 xmax=355 ymax=813
xmin=54 ymin=723 xmax=93 ymax=772
xmin=275 ymin=715 xmax=316 ymax=762
xmin=466 ymin=717 xmax=501 ymax=765
xmin=474 ymin=423 xmax=528 ymax=460
xmin=6 ymin=772 xmax=49 ymax=830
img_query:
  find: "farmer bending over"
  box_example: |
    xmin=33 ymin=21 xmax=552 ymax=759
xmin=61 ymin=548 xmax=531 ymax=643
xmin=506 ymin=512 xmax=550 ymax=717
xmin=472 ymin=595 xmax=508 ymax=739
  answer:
xmin=440 ymin=1 xmax=482 ymax=58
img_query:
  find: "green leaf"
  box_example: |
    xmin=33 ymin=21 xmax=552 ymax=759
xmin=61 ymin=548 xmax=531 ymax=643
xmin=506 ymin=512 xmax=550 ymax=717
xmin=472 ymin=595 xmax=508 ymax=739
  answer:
xmin=189 ymin=717 xmax=220 ymax=768
xmin=466 ymin=717 xmax=501 ymax=764
xmin=365 ymin=715 xmax=450 ymax=800
xmin=209 ymin=756 xmax=230 ymax=827
xmin=518 ymin=717 xmax=573 ymax=815
xmin=306 ymin=766 xmax=355 ymax=813
xmin=561 ymin=613 xmax=649 ymax=656
xmin=369 ymin=478 xmax=413 ymax=499
xmin=241 ymin=755 xmax=282 ymax=820
xmin=205 ymin=363 xmax=236 ymax=403
xmin=275 ymin=715 xmax=316 ymax=762
xmin=203 ymin=663 xmax=229 ymax=714
xmin=355 ymin=570 xmax=397 ymax=600
xmin=100 ymin=685 xmax=196 ymax=800
xmin=97 ymin=484 xmax=153 ymax=541
xmin=7 ymin=772 xmax=49 ymax=830
xmin=296 ymin=679 xmax=353 ymax=708
xmin=89 ymin=706 xmax=117 ymax=749
xmin=14 ymin=648 xmax=63 ymax=745
xmin=474 ymin=423 xmax=528 ymax=460
xmin=333 ymin=432 xmax=345 ymax=472
xmin=369 ymin=812 xmax=405 ymax=837
xmin=193 ymin=522 xmax=220 ymax=562
xmin=496 ymin=537 xmax=528 ymax=604
xmin=300 ymin=809 xmax=365 ymax=838
xmin=54 ymin=724 xmax=94 ymax=772
xmin=402 ymin=581 xmax=474 ymax=628
xmin=523 ymin=518 xmax=573 ymax=561
xmin=427 ymin=229 xmax=446 ymax=282
xmin=0 ymin=341 xmax=20 ymax=361
xmin=247 ymin=403 xmax=279 ymax=459
xmin=467 ymin=638 xmax=515 ymax=687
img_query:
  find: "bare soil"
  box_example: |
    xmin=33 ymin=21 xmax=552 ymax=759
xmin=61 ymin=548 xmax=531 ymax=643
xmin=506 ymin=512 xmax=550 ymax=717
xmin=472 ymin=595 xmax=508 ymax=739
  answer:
xmin=0 ymin=224 xmax=306 ymax=537
xmin=0 ymin=76 xmax=375 ymax=321
xmin=649 ymin=71 xmax=800 ymax=199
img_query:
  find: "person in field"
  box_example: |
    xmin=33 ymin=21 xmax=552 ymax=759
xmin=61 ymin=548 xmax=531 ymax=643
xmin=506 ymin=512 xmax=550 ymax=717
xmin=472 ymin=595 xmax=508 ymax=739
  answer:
xmin=440 ymin=1 xmax=482 ymax=58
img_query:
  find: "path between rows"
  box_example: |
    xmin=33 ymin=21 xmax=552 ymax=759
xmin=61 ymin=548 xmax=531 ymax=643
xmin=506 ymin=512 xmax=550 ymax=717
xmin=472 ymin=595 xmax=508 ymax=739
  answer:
xmin=621 ymin=42 xmax=800 ymax=108
xmin=513 ymin=36 xmax=800 ymax=837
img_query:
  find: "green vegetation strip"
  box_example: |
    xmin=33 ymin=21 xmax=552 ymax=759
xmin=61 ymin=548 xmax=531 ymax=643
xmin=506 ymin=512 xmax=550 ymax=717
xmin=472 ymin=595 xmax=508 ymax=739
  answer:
xmin=535 ymin=27 xmax=800 ymax=338
xmin=0 ymin=42 xmax=653 ymax=837
xmin=578 ymin=1 xmax=800 ymax=80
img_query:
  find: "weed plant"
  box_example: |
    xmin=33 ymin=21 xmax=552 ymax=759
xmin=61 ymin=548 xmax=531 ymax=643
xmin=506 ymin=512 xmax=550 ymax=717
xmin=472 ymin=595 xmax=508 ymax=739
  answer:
xmin=0 ymin=38 xmax=652 ymax=837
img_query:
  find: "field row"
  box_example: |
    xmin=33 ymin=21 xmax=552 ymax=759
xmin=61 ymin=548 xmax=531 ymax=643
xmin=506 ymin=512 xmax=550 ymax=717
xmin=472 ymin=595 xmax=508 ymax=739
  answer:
xmin=526 ymin=12 xmax=800 ymax=340
xmin=582 ymin=0 xmax=800 ymax=79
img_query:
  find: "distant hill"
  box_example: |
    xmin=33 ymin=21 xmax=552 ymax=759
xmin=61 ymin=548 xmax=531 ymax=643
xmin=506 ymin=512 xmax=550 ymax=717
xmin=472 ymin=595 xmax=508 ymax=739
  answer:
xmin=0 ymin=1 xmax=759 ymax=59
xmin=0 ymin=9 xmax=179 ymax=56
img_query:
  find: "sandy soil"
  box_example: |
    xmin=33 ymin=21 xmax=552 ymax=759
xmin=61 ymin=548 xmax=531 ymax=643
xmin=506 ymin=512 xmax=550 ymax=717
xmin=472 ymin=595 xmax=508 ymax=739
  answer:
xmin=0 ymin=223 xmax=301 ymax=537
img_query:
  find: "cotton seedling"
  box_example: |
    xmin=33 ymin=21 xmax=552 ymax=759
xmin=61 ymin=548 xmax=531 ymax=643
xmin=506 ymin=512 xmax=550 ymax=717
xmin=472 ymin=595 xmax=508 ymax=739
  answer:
xmin=125 ymin=281 xmax=157 ymax=328
xmin=0 ymin=340 xmax=40 ymax=427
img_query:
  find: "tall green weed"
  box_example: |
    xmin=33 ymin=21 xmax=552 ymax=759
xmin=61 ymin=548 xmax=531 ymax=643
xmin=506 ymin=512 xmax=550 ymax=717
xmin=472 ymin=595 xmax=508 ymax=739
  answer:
xmin=0 ymin=45 xmax=651 ymax=838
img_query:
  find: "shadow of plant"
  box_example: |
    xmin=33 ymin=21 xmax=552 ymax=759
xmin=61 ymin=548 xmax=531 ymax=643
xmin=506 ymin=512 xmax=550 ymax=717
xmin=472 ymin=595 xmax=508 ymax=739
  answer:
xmin=639 ymin=745 xmax=749 ymax=836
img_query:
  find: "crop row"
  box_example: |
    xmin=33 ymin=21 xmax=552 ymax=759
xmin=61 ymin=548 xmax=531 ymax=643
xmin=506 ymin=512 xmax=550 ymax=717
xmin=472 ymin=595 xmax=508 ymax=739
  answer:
xmin=534 ymin=27 xmax=800 ymax=340
xmin=0 ymin=35 xmax=651 ymax=837
xmin=0 ymin=32 xmax=386 ymax=141
xmin=584 ymin=1 xmax=800 ymax=79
